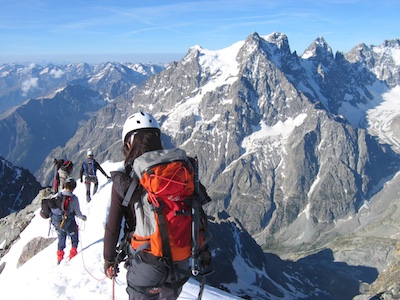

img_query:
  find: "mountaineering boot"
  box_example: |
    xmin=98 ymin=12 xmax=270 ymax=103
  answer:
xmin=69 ymin=247 xmax=78 ymax=260
xmin=57 ymin=250 xmax=64 ymax=264
xmin=86 ymin=192 xmax=91 ymax=202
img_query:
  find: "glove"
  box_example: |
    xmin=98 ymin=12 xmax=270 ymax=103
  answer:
xmin=80 ymin=178 xmax=83 ymax=183
xmin=107 ymin=176 xmax=111 ymax=180
xmin=104 ymin=260 xmax=119 ymax=278
xmin=200 ymin=248 xmax=212 ymax=268
xmin=81 ymin=215 xmax=87 ymax=221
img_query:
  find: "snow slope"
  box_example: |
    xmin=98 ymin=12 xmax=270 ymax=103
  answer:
xmin=0 ymin=161 xmax=241 ymax=300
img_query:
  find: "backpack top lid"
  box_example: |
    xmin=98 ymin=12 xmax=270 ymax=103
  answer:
xmin=122 ymin=112 xmax=160 ymax=143
xmin=133 ymin=148 xmax=189 ymax=177
xmin=63 ymin=160 xmax=73 ymax=168
xmin=133 ymin=148 xmax=195 ymax=207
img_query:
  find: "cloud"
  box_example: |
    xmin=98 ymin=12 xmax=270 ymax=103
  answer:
xmin=21 ymin=77 xmax=39 ymax=96
xmin=49 ymin=69 xmax=64 ymax=78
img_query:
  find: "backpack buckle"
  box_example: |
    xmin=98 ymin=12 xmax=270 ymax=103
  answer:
xmin=174 ymin=209 xmax=190 ymax=216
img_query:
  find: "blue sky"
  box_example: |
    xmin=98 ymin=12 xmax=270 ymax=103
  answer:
xmin=1 ymin=0 xmax=399 ymax=64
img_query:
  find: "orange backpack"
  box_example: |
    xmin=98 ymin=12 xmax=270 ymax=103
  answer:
xmin=135 ymin=160 xmax=195 ymax=261
xmin=122 ymin=148 xmax=211 ymax=272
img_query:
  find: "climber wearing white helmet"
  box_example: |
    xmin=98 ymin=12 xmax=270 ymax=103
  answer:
xmin=104 ymin=111 xmax=185 ymax=299
xmin=79 ymin=149 xmax=111 ymax=202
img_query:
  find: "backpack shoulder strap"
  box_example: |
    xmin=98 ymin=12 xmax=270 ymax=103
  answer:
xmin=63 ymin=195 xmax=72 ymax=212
xmin=122 ymin=175 xmax=139 ymax=207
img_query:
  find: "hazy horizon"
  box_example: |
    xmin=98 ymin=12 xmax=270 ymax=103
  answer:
xmin=1 ymin=52 xmax=185 ymax=66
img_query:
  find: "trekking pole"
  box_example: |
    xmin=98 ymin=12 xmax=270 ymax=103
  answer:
xmin=191 ymin=156 xmax=201 ymax=276
xmin=47 ymin=218 xmax=52 ymax=236
xmin=112 ymin=276 xmax=115 ymax=300
xmin=198 ymin=275 xmax=206 ymax=300
xmin=110 ymin=255 xmax=122 ymax=300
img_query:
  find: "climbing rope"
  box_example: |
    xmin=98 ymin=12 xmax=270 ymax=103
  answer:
xmin=77 ymin=220 xmax=126 ymax=300
xmin=77 ymin=221 xmax=107 ymax=281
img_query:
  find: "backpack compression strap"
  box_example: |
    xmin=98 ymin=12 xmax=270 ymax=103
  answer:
xmin=154 ymin=204 xmax=178 ymax=297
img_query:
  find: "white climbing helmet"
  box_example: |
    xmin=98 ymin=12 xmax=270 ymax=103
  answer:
xmin=87 ymin=150 xmax=93 ymax=156
xmin=122 ymin=112 xmax=160 ymax=143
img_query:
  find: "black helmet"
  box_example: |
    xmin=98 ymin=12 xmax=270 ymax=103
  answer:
xmin=64 ymin=177 xmax=77 ymax=190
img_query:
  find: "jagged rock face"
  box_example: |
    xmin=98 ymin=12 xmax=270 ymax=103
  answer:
xmin=368 ymin=242 xmax=400 ymax=298
xmin=208 ymin=211 xmax=277 ymax=299
xmin=0 ymin=188 xmax=52 ymax=259
xmin=0 ymin=157 xmax=42 ymax=218
xmin=17 ymin=236 xmax=56 ymax=268
xmin=354 ymin=242 xmax=400 ymax=300
xmin=345 ymin=39 xmax=400 ymax=87
xmin=209 ymin=211 xmax=378 ymax=300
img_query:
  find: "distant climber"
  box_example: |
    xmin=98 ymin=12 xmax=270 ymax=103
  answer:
xmin=52 ymin=158 xmax=64 ymax=192
xmin=80 ymin=150 xmax=110 ymax=202
xmin=58 ymin=160 xmax=74 ymax=191
xmin=42 ymin=177 xmax=87 ymax=264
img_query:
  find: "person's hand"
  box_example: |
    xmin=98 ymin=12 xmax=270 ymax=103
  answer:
xmin=107 ymin=176 xmax=111 ymax=180
xmin=81 ymin=215 xmax=87 ymax=221
xmin=80 ymin=178 xmax=83 ymax=183
xmin=104 ymin=260 xmax=118 ymax=278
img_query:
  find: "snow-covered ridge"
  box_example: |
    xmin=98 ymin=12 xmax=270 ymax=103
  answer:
xmin=0 ymin=161 xmax=241 ymax=299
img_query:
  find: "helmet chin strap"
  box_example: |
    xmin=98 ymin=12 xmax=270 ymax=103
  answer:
xmin=129 ymin=133 xmax=136 ymax=145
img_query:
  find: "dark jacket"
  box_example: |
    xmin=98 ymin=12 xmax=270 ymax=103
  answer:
xmin=103 ymin=171 xmax=138 ymax=263
xmin=80 ymin=158 xmax=108 ymax=181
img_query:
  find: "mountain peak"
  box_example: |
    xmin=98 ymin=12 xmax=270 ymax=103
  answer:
xmin=302 ymin=36 xmax=333 ymax=60
xmin=345 ymin=42 xmax=372 ymax=65
xmin=264 ymin=32 xmax=290 ymax=51
xmin=381 ymin=38 xmax=400 ymax=48
xmin=345 ymin=38 xmax=400 ymax=84
xmin=244 ymin=32 xmax=290 ymax=52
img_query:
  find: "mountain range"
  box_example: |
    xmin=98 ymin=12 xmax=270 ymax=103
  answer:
xmin=1 ymin=32 xmax=400 ymax=299
xmin=0 ymin=156 xmax=41 ymax=219
xmin=0 ymin=62 xmax=164 ymax=112
xmin=0 ymin=62 xmax=164 ymax=182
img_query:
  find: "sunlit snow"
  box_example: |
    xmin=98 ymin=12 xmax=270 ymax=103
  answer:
xmin=366 ymin=85 xmax=400 ymax=151
xmin=0 ymin=161 xmax=241 ymax=300
xmin=241 ymin=114 xmax=308 ymax=154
